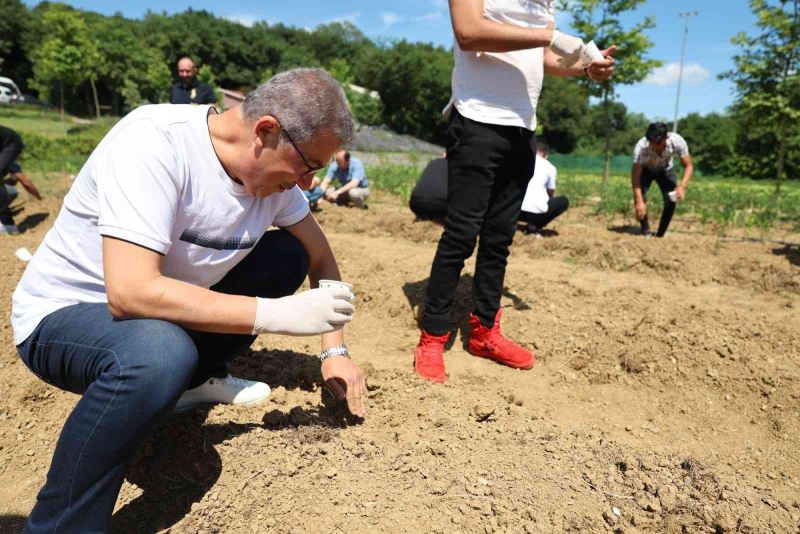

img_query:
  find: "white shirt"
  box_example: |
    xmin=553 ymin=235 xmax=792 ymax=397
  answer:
xmin=12 ymin=104 xmax=309 ymax=345
xmin=521 ymin=155 xmax=557 ymax=214
xmin=444 ymin=0 xmax=555 ymax=130
xmin=633 ymin=132 xmax=690 ymax=172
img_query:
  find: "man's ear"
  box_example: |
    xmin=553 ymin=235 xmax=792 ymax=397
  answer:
xmin=253 ymin=115 xmax=281 ymax=148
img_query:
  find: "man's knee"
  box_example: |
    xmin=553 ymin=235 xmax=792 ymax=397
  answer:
xmin=117 ymin=321 xmax=198 ymax=401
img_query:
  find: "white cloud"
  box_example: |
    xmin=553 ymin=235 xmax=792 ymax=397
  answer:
xmin=382 ymin=12 xmax=403 ymax=29
xmin=644 ymin=62 xmax=710 ymax=86
xmin=224 ymin=13 xmax=263 ymax=27
xmin=416 ymin=11 xmax=444 ymax=22
xmin=329 ymin=12 xmax=361 ymax=24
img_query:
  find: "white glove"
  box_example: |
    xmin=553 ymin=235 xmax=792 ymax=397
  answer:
xmin=549 ymin=30 xmax=586 ymax=67
xmin=253 ymin=287 xmax=355 ymax=336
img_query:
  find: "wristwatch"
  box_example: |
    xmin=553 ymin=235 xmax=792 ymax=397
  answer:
xmin=319 ymin=344 xmax=350 ymax=362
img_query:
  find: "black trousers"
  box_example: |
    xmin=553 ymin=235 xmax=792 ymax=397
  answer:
xmin=421 ymin=109 xmax=534 ymax=335
xmin=519 ymin=196 xmax=569 ymax=230
xmin=0 ymin=143 xmax=21 ymax=226
xmin=640 ymin=168 xmax=677 ymax=237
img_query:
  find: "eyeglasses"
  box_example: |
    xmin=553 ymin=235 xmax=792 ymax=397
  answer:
xmin=281 ymin=126 xmax=323 ymax=176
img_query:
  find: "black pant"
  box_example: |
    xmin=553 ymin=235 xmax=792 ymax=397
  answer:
xmin=421 ymin=109 xmax=534 ymax=335
xmin=640 ymin=168 xmax=677 ymax=237
xmin=0 ymin=143 xmax=21 ymax=226
xmin=186 ymin=230 xmax=309 ymax=387
xmin=519 ymin=196 xmax=569 ymax=230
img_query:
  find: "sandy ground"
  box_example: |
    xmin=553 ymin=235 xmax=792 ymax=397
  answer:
xmin=0 ymin=186 xmax=799 ymax=533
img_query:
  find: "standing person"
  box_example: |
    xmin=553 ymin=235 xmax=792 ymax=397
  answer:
xmin=631 ymin=122 xmax=694 ymax=237
xmin=12 ymin=68 xmax=366 ymax=533
xmin=169 ymin=55 xmax=218 ymax=105
xmin=519 ymin=142 xmax=569 ymax=235
xmin=413 ymin=0 xmax=616 ymax=383
xmin=0 ymin=125 xmax=42 ymax=234
xmin=316 ymin=149 xmax=370 ymax=208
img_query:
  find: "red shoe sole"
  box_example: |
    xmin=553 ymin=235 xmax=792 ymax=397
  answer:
xmin=469 ymin=347 xmax=535 ymax=370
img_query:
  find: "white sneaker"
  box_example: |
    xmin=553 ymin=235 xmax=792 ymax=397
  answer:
xmin=175 ymin=375 xmax=271 ymax=411
xmin=0 ymin=224 xmax=20 ymax=235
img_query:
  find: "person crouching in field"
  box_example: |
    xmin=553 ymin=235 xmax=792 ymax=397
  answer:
xmin=11 ymin=68 xmax=366 ymax=533
xmin=631 ymin=122 xmax=694 ymax=237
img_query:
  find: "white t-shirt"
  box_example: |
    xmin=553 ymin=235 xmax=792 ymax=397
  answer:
xmin=444 ymin=0 xmax=555 ymax=130
xmin=11 ymin=104 xmax=310 ymax=345
xmin=521 ymin=155 xmax=557 ymax=214
xmin=633 ymin=132 xmax=689 ymax=172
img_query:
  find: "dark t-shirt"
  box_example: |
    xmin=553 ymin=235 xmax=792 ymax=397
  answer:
xmin=0 ymin=126 xmax=24 ymax=175
xmin=169 ymin=79 xmax=217 ymax=105
xmin=411 ymin=158 xmax=448 ymax=202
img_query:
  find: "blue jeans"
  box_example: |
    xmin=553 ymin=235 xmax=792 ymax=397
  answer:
xmin=304 ymin=186 xmax=325 ymax=205
xmin=17 ymin=230 xmax=308 ymax=533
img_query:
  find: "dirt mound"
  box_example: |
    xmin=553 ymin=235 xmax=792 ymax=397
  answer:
xmin=1 ymin=187 xmax=799 ymax=533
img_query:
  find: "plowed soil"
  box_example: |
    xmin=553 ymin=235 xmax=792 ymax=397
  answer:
xmin=1 ymin=186 xmax=799 ymax=533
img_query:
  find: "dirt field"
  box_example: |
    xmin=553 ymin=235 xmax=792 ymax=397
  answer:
xmin=1 ymin=188 xmax=799 ymax=533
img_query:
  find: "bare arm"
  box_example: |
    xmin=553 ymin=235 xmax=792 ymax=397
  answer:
xmin=678 ymin=154 xmax=694 ymax=189
xmin=449 ymin=0 xmax=554 ymax=52
xmin=631 ymin=163 xmax=644 ymax=203
xmin=283 ymin=214 xmax=366 ymax=417
xmin=103 ymin=236 xmax=257 ymax=334
xmin=12 ymin=171 xmax=43 ymax=200
xmin=283 ymin=213 xmax=345 ymax=352
xmin=335 ymin=178 xmax=361 ymax=196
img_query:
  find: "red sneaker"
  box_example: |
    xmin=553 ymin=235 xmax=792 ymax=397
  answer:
xmin=468 ymin=309 xmax=535 ymax=369
xmin=414 ymin=330 xmax=450 ymax=383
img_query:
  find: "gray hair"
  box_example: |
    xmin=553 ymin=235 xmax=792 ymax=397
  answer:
xmin=242 ymin=68 xmax=354 ymax=147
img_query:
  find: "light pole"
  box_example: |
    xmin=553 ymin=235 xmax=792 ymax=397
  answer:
xmin=673 ymin=10 xmax=698 ymax=133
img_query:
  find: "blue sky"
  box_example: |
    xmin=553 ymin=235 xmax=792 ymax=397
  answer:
xmin=26 ymin=0 xmax=757 ymax=122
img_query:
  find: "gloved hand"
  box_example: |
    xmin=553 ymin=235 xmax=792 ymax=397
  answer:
xmin=549 ymin=30 xmax=586 ymax=67
xmin=253 ymin=287 xmax=355 ymax=336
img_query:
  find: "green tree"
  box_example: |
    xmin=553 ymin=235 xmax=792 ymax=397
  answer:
xmin=88 ymin=14 xmax=171 ymax=112
xmin=537 ymin=76 xmax=591 ymax=153
xmin=677 ymin=113 xmax=737 ymax=175
xmin=720 ymin=0 xmax=799 ymax=190
xmin=560 ymin=0 xmax=661 ymax=182
xmin=355 ymin=41 xmax=452 ymax=143
xmin=327 ymin=58 xmax=384 ymax=126
xmin=0 ymin=0 xmax=31 ymax=85
xmin=30 ymin=3 xmax=103 ymax=118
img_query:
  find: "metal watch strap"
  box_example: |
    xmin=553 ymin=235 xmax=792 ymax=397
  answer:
xmin=319 ymin=344 xmax=350 ymax=362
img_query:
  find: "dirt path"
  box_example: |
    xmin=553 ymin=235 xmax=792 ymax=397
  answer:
xmin=1 ymin=191 xmax=798 ymax=533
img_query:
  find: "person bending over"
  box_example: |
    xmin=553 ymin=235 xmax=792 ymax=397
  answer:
xmin=631 ymin=122 xmax=694 ymax=237
xmin=12 ymin=68 xmax=366 ymax=533
xmin=519 ymin=142 xmax=568 ymax=235
xmin=0 ymin=126 xmax=42 ymax=234
xmin=410 ymin=145 xmax=569 ymax=236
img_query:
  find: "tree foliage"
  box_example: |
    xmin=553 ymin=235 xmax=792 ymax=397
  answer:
xmin=559 ymin=0 xmax=661 ymax=181
xmin=720 ymin=0 xmax=799 ymax=188
xmin=537 ymin=77 xmax=591 ymax=153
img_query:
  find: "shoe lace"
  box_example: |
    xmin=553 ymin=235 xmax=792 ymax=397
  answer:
xmin=216 ymin=375 xmax=251 ymax=388
xmin=483 ymin=324 xmax=521 ymax=354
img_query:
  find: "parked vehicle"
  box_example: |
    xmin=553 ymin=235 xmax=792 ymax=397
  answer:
xmin=0 ymin=76 xmax=22 ymax=101
xmin=0 ymin=86 xmax=14 ymax=104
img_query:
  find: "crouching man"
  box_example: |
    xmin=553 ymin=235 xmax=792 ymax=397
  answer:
xmin=11 ymin=68 xmax=366 ymax=533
